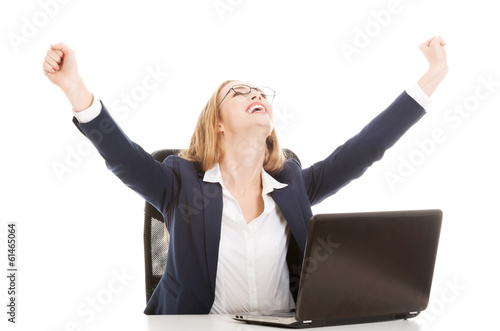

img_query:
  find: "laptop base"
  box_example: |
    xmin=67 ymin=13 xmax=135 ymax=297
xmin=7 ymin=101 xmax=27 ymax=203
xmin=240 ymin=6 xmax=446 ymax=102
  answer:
xmin=233 ymin=311 xmax=420 ymax=328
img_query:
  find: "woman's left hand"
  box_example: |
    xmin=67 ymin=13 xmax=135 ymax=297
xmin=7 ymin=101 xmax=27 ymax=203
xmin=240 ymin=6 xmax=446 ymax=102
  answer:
xmin=419 ymin=36 xmax=448 ymax=72
xmin=416 ymin=36 xmax=448 ymax=98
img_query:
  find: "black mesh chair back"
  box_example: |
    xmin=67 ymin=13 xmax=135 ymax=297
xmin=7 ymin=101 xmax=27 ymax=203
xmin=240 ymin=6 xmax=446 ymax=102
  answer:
xmin=143 ymin=148 xmax=301 ymax=303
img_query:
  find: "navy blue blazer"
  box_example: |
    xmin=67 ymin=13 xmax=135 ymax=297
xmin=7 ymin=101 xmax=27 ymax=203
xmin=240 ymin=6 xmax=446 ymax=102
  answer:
xmin=73 ymin=90 xmax=426 ymax=315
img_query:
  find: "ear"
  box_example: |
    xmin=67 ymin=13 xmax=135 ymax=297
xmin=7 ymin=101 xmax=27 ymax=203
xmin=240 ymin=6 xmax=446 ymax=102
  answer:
xmin=217 ymin=122 xmax=224 ymax=133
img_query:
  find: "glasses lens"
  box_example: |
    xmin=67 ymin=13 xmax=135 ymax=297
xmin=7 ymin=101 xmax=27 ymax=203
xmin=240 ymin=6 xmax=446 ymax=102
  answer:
xmin=232 ymin=85 xmax=251 ymax=94
xmin=232 ymin=85 xmax=275 ymax=102
xmin=256 ymin=87 xmax=275 ymax=100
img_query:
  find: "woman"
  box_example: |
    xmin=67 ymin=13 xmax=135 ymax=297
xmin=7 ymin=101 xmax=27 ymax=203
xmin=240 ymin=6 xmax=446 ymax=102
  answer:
xmin=43 ymin=37 xmax=448 ymax=315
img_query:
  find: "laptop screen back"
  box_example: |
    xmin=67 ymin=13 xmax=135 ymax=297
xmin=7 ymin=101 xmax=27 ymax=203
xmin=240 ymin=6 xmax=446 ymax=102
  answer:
xmin=295 ymin=209 xmax=442 ymax=321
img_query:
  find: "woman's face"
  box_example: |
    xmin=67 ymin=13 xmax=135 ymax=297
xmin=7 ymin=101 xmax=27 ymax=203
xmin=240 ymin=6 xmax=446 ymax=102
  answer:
xmin=216 ymin=80 xmax=274 ymax=140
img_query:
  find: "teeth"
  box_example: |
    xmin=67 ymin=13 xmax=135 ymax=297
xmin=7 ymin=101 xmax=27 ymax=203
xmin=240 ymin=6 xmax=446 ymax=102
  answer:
xmin=248 ymin=105 xmax=265 ymax=113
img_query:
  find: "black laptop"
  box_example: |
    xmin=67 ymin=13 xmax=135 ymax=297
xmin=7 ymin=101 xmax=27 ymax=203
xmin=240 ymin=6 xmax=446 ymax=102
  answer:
xmin=232 ymin=209 xmax=443 ymax=328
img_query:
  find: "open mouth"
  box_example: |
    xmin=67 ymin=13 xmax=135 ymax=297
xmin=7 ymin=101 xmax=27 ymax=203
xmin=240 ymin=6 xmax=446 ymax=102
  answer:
xmin=246 ymin=103 xmax=267 ymax=114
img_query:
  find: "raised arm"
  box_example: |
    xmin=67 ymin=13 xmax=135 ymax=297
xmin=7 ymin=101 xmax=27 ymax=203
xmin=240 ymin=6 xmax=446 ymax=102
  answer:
xmin=302 ymin=90 xmax=426 ymax=206
xmin=43 ymin=42 xmax=179 ymax=214
xmin=302 ymin=36 xmax=448 ymax=206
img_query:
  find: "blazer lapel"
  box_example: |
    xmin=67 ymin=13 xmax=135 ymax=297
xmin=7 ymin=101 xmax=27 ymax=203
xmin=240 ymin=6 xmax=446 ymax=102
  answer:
xmin=270 ymin=186 xmax=309 ymax=254
xmin=198 ymin=171 xmax=223 ymax=293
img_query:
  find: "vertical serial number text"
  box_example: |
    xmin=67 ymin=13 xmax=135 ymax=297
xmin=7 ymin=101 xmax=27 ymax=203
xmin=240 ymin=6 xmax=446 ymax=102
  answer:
xmin=7 ymin=222 xmax=17 ymax=323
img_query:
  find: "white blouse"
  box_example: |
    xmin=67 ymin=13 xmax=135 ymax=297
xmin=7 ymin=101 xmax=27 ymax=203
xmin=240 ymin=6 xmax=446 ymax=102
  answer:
xmin=203 ymin=162 xmax=296 ymax=314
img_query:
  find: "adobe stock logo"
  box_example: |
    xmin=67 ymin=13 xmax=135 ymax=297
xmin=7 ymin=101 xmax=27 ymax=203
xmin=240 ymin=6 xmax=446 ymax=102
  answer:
xmin=290 ymin=235 xmax=341 ymax=291
xmin=7 ymin=0 xmax=72 ymax=54
xmin=56 ymin=267 xmax=135 ymax=331
xmin=384 ymin=74 xmax=499 ymax=191
xmin=302 ymin=236 xmax=341 ymax=280
xmin=51 ymin=64 xmax=169 ymax=182
xmin=212 ymin=0 xmax=244 ymax=21
xmin=339 ymin=0 xmax=407 ymax=64
xmin=414 ymin=278 xmax=467 ymax=329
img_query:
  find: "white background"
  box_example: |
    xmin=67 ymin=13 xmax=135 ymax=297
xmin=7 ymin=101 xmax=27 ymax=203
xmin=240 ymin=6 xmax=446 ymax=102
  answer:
xmin=1 ymin=0 xmax=499 ymax=330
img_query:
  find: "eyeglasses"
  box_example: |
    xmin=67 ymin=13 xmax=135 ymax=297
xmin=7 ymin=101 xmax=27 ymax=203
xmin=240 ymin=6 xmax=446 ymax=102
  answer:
xmin=217 ymin=84 xmax=275 ymax=108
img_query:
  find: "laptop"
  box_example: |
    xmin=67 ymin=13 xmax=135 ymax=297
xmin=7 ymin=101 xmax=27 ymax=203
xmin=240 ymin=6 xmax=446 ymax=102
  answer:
xmin=232 ymin=209 xmax=443 ymax=328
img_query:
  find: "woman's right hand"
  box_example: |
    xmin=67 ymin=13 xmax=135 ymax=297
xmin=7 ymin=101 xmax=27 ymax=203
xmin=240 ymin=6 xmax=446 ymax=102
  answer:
xmin=43 ymin=42 xmax=80 ymax=90
xmin=43 ymin=42 xmax=93 ymax=112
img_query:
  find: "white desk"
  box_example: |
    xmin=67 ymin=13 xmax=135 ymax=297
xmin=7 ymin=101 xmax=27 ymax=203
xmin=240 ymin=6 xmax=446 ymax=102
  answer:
xmin=147 ymin=315 xmax=428 ymax=330
xmin=91 ymin=314 xmax=438 ymax=330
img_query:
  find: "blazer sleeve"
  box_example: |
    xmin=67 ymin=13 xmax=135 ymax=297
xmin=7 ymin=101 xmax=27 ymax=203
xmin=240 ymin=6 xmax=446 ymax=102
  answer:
xmin=302 ymin=90 xmax=426 ymax=206
xmin=72 ymin=100 xmax=180 ymax=214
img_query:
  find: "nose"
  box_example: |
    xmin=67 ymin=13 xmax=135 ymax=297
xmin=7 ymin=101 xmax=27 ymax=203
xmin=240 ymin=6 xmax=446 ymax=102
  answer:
xmin=250 ymin=89 xmax=262 ymax=100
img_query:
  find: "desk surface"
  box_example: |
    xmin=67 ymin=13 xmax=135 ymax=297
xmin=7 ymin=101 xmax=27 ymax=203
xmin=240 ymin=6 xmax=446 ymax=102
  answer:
xmin=91 ymin=314 xmax=438 ymax=331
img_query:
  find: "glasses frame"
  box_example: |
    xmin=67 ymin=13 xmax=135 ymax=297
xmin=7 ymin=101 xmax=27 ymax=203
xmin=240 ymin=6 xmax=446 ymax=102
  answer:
xmin=217 ymin=84 xmax=276 ymax=108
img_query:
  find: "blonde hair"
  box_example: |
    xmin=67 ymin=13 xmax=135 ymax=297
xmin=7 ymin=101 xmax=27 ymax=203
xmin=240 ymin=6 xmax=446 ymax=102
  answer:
xmin=176 ymin=80 xmax=287 ymax=175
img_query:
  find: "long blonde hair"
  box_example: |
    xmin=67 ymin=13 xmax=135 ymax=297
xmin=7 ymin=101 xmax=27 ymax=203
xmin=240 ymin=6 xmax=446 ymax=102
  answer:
xmin=176 ymin=80 xmax=287 ymax=175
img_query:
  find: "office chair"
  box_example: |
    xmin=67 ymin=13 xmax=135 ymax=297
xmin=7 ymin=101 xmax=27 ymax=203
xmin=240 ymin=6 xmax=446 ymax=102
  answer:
xmin=143 ymin=148 xmax=301 ymax=303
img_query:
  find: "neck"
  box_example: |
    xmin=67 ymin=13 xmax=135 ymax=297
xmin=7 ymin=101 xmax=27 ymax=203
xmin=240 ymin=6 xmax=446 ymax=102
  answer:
xmin=218 ymin=135 xmax=266 ymax=195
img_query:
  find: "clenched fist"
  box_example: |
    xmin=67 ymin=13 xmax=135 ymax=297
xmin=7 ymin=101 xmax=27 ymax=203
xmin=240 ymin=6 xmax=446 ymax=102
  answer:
xmin=414 ymin=36 xmax=448 ymax=98
xmin=419 ymin=36 xmax=448 ymax=72
xmin=43 ymin=42 xmax=93 ymax=111
xmin=43 ymin=42 xmax=80 ymax=90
